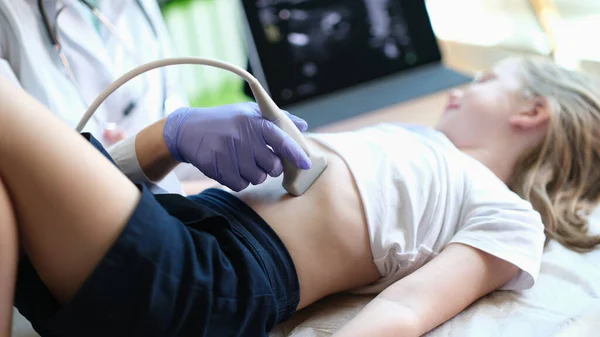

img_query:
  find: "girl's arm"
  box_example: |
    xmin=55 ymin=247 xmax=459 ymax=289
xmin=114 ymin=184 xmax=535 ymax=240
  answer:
xmin=332 ymin=243 xmax=519 ymax=336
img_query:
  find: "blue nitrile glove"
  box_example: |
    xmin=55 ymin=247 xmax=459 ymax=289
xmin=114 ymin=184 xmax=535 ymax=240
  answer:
xmin=163 ymin=102 xmax=312 ymax=192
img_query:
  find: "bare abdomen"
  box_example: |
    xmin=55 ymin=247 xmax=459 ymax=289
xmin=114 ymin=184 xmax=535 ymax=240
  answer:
xmin=234 ymin=140 xmax=380 ymax=309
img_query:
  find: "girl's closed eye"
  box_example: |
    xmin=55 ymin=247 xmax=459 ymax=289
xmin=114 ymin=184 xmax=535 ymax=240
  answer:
xmin=472 ymin=71 xmax=484 ymax=84
xmin=472 ymin=71 xmax=495 ymax=84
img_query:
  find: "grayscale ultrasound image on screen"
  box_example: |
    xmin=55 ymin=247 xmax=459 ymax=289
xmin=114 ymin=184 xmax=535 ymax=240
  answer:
xmin=244 ymin=0 xmax=440 ymax=105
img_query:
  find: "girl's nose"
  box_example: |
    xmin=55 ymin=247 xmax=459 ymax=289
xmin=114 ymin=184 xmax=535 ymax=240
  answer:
xmin=447 ymin=89 xmax=463 ymax=104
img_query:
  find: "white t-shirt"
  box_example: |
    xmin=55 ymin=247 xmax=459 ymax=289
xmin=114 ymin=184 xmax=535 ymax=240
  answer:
xmin=308 ymin=124 xmax=546 ymax=294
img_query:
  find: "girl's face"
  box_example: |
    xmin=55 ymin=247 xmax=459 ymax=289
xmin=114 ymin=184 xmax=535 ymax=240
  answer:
xmin=435 ymin=59 xmax=530 ymax=149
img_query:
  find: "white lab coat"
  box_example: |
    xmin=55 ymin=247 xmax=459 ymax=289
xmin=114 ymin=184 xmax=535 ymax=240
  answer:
xmin=0 ymin=0 xmax=188 ymax=193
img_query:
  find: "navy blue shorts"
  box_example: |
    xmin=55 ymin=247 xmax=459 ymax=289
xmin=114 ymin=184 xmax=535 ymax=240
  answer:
xmin=13 ymin=134 xmax=300 ymax=337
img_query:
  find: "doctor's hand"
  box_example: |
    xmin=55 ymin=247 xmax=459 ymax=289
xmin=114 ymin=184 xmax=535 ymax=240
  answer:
xmin=163 ymin=103 xmax=312 ymax=192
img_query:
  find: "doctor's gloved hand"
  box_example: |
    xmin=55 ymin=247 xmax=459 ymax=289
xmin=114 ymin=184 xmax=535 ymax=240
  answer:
xmin=163 ymin=103 xmax=312 ymax=192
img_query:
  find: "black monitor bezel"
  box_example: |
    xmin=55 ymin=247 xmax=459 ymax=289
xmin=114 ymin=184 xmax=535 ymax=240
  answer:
xmin=241 ymin=0 xmax=443 ymax=107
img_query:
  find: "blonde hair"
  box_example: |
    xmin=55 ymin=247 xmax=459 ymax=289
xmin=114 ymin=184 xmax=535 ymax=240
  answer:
xmin=510 ymin=57 xmax=600 ymax=252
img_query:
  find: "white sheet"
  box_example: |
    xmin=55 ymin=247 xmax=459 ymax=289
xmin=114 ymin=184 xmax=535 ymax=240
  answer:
xmin=13 ymin=213 xmax=600 ymax=337
xmin=269 ymin=209 xmax=600 ymax=337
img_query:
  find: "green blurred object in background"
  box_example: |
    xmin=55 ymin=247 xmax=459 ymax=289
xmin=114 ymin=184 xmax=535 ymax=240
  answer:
xmin=161 ymin=0 xmax=251 ymax=107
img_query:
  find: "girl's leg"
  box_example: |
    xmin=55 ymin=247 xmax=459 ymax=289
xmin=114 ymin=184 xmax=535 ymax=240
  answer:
xmin=0 ymin=78 xmax=141 ymax=304
xmin=0 ymin=177 xmax=17 ymax=337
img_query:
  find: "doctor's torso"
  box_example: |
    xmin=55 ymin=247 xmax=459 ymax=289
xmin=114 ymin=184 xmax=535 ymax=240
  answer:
xmin=0 ymin=0 xmax=187 ymax=146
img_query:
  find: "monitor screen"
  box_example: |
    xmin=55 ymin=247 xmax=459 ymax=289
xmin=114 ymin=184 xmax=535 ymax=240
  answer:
xmin=241 ymin=0 xmax=442 ymax=107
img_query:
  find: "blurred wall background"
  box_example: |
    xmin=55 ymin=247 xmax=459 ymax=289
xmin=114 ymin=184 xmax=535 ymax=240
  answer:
xmin=161 ymin=0 xmax=250 ymax=108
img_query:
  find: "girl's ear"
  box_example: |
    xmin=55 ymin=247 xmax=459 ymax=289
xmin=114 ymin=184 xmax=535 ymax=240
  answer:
xmin=509 ymin=97 xmax=551 ymax=130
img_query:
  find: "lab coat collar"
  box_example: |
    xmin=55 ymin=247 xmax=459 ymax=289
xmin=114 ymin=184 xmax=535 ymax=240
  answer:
xmin=26 ymin=0 xmax=59 ymax=28
xmin=56 ymin=1 xmax=113 ymax=72
xmin=23 ymin=0 xmax=105 ymax=71
xmin=26 ymin=0 xmax=133 ymax=24
xmin=27 ymin=0 xmax=137 ymax=73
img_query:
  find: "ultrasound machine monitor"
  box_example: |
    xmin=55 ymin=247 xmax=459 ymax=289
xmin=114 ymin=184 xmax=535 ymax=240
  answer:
xmin=240 ymin=0 xmax=471 ymax=129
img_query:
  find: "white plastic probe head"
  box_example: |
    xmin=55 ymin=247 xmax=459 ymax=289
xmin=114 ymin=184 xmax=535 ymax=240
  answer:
xmin=281 ymin=149 xmax=328 ymax=197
